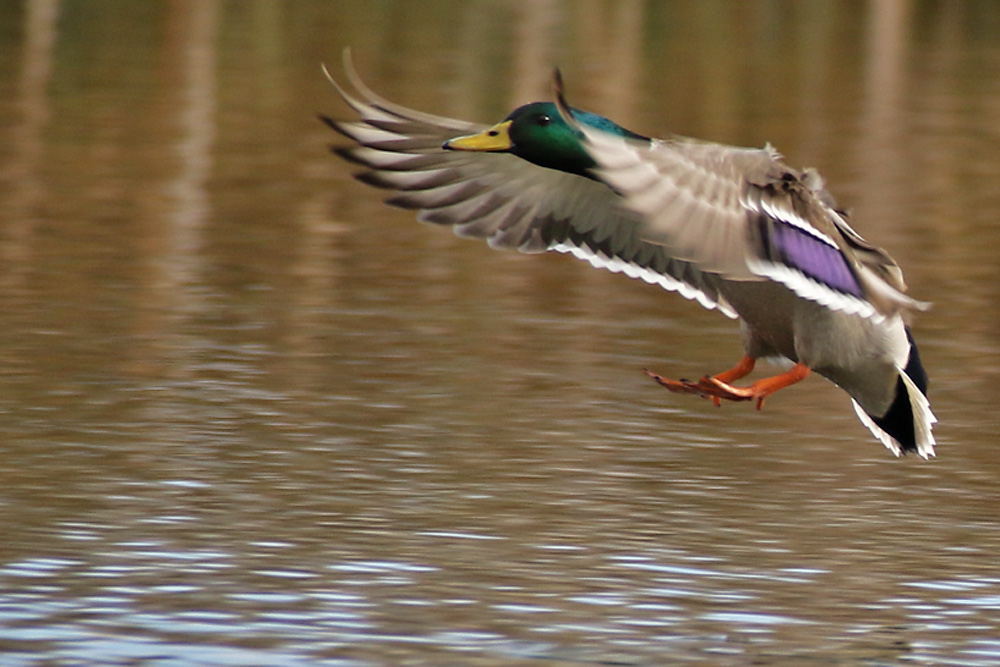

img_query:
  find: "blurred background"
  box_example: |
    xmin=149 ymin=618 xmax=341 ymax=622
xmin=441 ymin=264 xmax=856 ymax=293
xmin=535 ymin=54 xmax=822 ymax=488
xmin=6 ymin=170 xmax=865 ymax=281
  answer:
xmin=2 ymin=1 xmax=1000 ymax=665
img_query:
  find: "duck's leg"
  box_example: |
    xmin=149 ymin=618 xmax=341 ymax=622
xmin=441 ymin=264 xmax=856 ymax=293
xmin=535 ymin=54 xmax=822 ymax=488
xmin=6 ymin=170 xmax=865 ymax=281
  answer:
xmin=700 ymin=363 xmax=811 ymax=410
xmin=644 ymin=356 xmax=757 ymax=403
xmin=706 ymin=356 xmax=756 ymax=384
xmin=695 ymin=356 xmax=756 ymax=407
xmin=645 ymin=358 xmax=810 ymax=411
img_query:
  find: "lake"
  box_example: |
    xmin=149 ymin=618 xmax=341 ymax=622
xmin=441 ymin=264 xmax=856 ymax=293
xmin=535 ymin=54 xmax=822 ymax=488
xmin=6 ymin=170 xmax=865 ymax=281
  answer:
xmin=2 ymin=1 xmax=1000 ymax=665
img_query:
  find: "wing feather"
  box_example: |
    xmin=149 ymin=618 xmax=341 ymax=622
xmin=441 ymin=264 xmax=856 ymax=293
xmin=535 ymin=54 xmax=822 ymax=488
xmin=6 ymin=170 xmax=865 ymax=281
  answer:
xmin=563 ymin=102 xmax=928 ymax=319
xmin=322 ymin=54 xmax=737 ymax=317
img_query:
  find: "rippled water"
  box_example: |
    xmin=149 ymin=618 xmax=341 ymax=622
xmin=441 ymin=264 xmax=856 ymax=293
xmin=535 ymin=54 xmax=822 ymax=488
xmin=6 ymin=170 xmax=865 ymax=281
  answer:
xmin=2 ymin=1 xmax=1000 ymax=665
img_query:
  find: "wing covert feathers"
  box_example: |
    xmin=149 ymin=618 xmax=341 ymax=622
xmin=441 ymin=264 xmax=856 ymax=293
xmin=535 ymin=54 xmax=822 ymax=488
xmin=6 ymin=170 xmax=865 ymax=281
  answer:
xmin=552 ymin=76 xmax=927 ymax=321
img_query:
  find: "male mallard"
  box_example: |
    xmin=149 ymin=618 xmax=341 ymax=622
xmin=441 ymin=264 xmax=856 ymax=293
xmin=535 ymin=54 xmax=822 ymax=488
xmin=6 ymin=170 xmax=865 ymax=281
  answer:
xmin=321 ymin=57 xmax=936 ymax=458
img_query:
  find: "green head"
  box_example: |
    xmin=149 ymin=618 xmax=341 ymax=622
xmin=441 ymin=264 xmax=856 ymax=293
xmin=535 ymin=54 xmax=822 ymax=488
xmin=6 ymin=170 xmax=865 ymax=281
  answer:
xmin=443 ymin=102 xmax=648 ymax=178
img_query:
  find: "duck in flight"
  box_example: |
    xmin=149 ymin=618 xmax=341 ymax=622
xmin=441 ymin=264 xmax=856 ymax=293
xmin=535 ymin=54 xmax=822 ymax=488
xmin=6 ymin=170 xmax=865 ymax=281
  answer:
xmin=320 ymin=55 xmax=936 ymax=458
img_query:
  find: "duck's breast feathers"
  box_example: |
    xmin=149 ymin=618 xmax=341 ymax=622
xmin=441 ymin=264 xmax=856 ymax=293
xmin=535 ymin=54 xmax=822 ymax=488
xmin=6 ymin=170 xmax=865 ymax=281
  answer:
xmin=321 ymin=54 xmax=737 ymax=317
xmin=563 ymin=109 xmax=928 ymax=321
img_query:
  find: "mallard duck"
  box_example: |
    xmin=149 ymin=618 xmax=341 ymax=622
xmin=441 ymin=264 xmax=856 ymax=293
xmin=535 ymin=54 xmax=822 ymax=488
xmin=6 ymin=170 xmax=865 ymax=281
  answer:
xmin=321 ymin=56 xmax=936 ymax=458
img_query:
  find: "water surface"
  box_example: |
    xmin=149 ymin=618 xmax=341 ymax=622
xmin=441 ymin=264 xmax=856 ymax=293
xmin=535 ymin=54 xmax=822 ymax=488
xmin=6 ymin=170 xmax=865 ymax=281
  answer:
xmin=2 ymin=1 xmax=1000 ymax=665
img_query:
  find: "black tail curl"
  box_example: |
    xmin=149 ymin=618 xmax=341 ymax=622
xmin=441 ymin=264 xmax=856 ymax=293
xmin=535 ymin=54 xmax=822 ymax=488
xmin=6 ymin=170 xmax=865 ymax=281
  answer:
xmin=870 ymin=327 xmax=927 ymax=454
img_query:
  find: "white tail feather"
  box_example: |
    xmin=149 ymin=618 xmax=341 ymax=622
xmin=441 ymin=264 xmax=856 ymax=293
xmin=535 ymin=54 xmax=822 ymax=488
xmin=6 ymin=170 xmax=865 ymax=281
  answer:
xmin=851 ymin=369 xmax=937 ymax=459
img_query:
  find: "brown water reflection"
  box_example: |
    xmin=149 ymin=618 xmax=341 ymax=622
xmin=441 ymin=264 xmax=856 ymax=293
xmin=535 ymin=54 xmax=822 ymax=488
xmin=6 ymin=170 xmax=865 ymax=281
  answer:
xmin=1 ymin=1 xmax=1000 ymax=665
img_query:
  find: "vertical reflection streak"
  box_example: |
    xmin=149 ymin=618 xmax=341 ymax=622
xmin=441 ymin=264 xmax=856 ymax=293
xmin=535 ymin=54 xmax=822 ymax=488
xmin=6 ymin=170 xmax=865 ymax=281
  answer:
xmin=131 ymin=0 xmax=220 ymax=441
xmin=166 ymin=0 xmax=219 ymax=292
xmin=2 ymin=0 xmax=60 ymax=289
xmin=858 ymin=0 xmax=911 ymax=234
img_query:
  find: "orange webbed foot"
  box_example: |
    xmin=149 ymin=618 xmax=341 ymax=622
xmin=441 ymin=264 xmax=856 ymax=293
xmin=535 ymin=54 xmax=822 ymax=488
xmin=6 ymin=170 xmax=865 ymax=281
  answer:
xmin=642 ymin=369 xmax=732 ymax=407
xmin=644 ymin=360 xmax=811 ymax=411
xmin=642 ymin=369 xmax=709 ymax=397
xmin=700 ymin=376 xmax=765 ymax=409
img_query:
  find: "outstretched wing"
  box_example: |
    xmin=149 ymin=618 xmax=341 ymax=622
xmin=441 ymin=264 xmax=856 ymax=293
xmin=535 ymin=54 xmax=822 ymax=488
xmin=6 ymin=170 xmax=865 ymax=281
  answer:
xmin=558 ymin=89 xmax=927 ymax=321
xmin=321 ymin=54 xmax=735 ymax=317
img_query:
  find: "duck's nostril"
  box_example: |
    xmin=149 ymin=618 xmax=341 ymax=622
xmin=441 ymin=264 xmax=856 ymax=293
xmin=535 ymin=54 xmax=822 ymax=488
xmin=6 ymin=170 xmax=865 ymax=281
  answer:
xmin=487 ymin=130 xmax=499 ymax=137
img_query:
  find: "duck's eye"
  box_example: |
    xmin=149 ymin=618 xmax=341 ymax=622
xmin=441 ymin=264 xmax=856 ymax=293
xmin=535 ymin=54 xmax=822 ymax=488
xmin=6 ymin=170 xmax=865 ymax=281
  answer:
xmin=537 ymin=115 xmax=551 ymax=126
